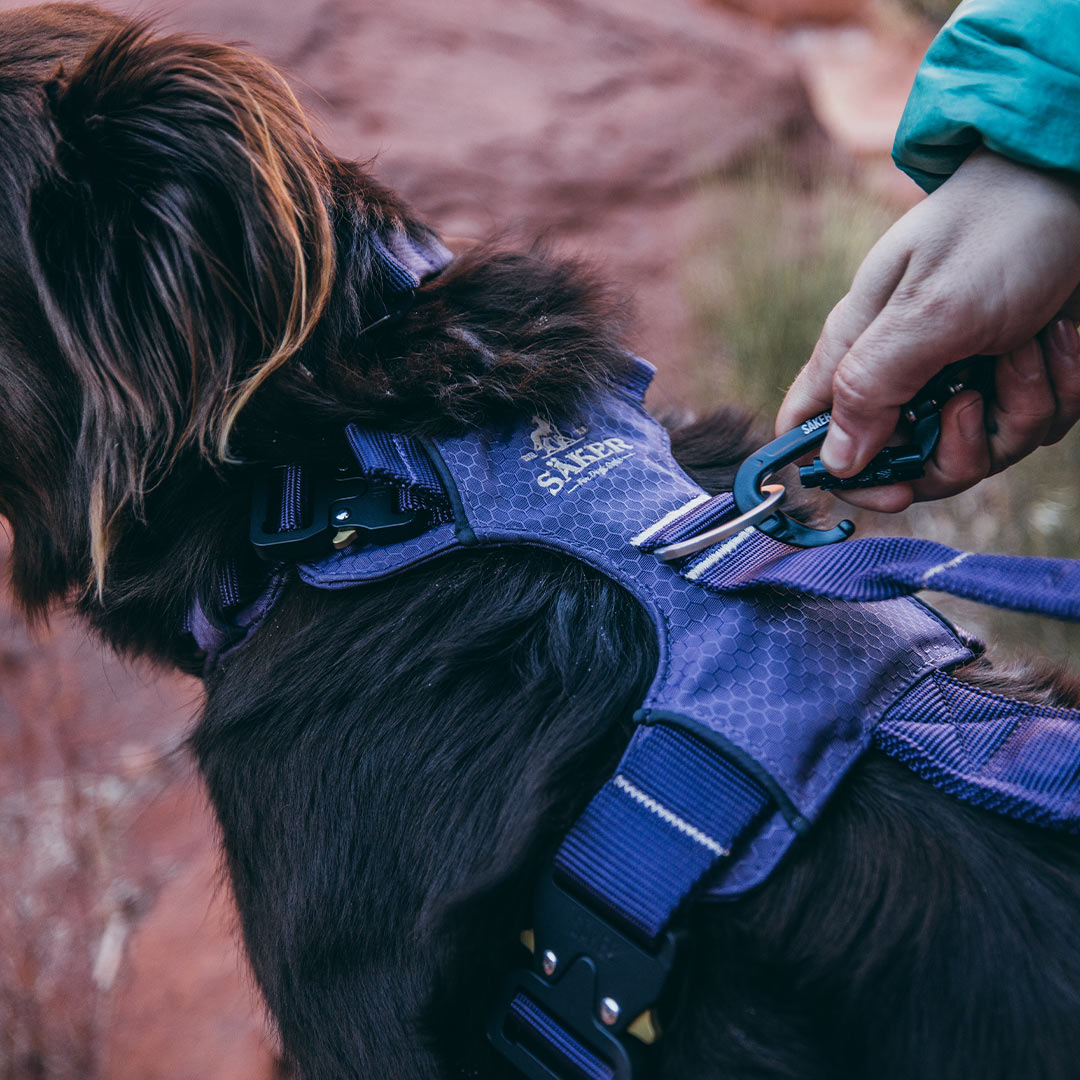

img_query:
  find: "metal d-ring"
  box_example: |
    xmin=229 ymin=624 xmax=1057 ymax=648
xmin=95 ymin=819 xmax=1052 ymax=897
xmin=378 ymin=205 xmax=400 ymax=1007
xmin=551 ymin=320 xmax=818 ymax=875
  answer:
xmin=654 ymin=484 xmax=787 ymax=562
xmin=732 ymin=414 xmax=855 ymax=548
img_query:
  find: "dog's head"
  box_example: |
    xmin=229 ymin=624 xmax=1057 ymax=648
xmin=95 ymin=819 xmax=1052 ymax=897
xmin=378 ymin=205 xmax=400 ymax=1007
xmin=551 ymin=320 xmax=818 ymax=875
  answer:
xmin=0 ymin=3 xmax=336 ymax=607
xmin=0 ymin=3 xmax=630 ymax=626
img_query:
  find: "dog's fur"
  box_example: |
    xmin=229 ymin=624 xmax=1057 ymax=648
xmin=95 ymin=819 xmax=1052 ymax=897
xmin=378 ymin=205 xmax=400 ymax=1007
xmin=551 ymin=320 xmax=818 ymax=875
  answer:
xmin=2 ymin=6 xmax=1080 ymax=1078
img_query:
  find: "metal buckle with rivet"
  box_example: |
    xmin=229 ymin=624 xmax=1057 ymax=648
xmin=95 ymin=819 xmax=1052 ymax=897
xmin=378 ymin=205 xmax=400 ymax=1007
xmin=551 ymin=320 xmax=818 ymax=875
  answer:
xmin=250 ymin=465 xmax=427 ymax=562
xmin=489 ymin=871 xmax=680 ymax=1080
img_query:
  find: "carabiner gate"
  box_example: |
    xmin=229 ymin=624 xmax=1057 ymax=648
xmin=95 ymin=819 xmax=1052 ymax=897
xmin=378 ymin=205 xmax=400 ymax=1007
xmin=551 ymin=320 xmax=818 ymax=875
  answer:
xmin=732 ymin=357 xmax=988 ymax=548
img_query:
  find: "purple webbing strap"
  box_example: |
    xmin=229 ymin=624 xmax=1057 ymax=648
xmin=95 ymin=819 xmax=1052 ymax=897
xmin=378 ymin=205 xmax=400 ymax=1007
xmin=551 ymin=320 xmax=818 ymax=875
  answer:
xmin=345 ymin=426 xmax=452 ymax=521
xmin=217 ymin=559 xmax=243 ymax=608
xmin=554 ymin=724 xmax=770 ymax=942
xmin=706 ymin=535 xmax=1080 ymax=619
xmin=370 ymin=229 xmax=453 ymax=292
xmin=618 ymin=355 xmax=654 ymax=405
xmin=877 ymin=670 xmax=1080 ymax=830
xmin=507 ymin=994 xmax=614 ymax=1080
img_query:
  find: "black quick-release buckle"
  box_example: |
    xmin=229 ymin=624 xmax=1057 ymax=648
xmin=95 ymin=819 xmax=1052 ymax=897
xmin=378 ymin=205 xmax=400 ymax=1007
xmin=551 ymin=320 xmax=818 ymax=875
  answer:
xmin=488 ymin=872 xmax=680 ymax=1080
xmin=250 ymin=465 xmax=427 ymax=562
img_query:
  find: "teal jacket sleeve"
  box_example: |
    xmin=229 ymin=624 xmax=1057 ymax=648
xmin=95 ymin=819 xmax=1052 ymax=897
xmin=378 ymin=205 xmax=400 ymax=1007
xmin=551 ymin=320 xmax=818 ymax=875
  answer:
xmin=893 ymin=0 xmax=1080 ymax=192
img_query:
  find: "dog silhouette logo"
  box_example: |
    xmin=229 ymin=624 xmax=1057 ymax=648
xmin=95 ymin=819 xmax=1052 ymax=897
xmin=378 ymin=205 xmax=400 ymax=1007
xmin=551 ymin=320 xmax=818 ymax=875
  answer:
xmin=528 ymin=416 xmax=578 ymax=457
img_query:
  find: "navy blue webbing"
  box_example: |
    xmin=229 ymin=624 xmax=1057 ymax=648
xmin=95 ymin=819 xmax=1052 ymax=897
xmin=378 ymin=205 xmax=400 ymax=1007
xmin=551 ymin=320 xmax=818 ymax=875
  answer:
xmin=279 ymin=463 xmax=306 ymax=532
xmin=345 ymin=425 xmax=449 ymax=510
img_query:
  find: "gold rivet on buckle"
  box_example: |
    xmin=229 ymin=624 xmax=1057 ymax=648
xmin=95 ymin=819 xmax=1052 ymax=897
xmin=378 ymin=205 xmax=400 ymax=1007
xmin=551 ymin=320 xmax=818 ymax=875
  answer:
xmin=627 ymin=1008 xmax=662 ymax=1045
xmin=331 ymin=527 xmax=360 ymax=550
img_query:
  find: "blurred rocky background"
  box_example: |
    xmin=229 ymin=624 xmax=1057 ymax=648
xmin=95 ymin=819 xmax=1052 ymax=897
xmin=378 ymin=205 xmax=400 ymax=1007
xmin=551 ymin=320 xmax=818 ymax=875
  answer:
xmin=6 ymin=0 xmax=1077 ymax=1077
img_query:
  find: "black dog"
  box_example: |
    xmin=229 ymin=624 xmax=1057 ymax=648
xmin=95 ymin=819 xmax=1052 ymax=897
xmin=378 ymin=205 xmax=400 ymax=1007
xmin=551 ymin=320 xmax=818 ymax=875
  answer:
xmin=1 ymin=6 xmax=1080 ymax=1078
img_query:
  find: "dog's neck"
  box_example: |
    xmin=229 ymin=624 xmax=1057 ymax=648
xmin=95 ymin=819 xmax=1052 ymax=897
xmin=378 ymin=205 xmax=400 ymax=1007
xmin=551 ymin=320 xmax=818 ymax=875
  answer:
xmin=63 ymin=242 xmax=639 ymax=674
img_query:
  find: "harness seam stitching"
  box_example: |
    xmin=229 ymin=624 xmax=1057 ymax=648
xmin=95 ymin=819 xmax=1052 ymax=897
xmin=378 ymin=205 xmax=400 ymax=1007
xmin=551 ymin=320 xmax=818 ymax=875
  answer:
xmin=630 ymin=493 xmax=712 ymax=547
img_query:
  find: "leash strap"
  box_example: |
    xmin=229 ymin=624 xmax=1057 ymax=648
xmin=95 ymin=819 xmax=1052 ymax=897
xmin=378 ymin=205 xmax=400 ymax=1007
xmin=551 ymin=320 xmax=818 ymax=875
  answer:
xmin=637 ymin=492 xmax=1080 ymax=620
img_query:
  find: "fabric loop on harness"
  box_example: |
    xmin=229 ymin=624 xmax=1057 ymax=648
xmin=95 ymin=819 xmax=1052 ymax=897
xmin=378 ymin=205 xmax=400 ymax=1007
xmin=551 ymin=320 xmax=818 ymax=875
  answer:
xmin=344 ymin=425 xmax=452 ymax=518
xmin=370 ymin=230 xmax=453 ymax=292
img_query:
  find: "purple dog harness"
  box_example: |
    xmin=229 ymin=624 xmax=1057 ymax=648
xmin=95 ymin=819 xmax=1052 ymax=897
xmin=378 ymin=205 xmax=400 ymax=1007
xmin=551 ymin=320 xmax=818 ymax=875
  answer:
xmin=193 ymin=235 xmax=1080 ymax=1080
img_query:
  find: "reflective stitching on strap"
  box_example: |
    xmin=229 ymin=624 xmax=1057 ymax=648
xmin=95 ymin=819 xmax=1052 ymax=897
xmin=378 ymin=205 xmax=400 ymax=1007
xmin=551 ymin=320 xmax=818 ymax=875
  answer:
xmin=684 ymin=526 xmax=756 ymax=581
xmin=631 ymin=494 xmax=711 ymax=547
xmin=921 ymin=550 xmax=972 ymax=584
xmin=613 ymin=774 xmax=730 ymax=857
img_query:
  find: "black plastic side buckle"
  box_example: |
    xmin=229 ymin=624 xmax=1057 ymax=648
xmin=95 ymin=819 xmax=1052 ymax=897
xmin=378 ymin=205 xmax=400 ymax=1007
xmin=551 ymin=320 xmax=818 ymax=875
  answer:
xmin=488 ymin=872 xmax=679 ymax=1080
xmin=250 ymin=465 xmax=427 ymax=562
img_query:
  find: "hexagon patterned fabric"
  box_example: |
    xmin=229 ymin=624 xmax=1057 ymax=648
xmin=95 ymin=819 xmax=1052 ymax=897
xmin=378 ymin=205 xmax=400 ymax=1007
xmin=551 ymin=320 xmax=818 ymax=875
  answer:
xmin=300 ymin=361 xmax=970 ymax=898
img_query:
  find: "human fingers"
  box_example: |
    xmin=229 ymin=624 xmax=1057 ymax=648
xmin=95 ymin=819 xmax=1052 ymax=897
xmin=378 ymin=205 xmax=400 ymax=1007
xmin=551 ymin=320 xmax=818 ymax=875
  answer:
xmin=907 ymin=390 xmax=990 ymax=502
xmin=809 ymin=388 xmax=990 ymax=509
xmin=1040 ymin=318 xmax=1080 ymax=445
xmin=816 ymin=299 xmax=973 ymax=478
xmin=985 ymin=339 xmax=1056 ymax=474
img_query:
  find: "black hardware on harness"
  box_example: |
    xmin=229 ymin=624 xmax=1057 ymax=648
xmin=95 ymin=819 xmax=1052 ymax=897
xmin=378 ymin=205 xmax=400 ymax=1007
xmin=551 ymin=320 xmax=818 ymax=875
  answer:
xmin=733 ymin=358 xmax=990 ymax=547
xmin=250 ymin=465 xmax=427 ymax=562
xmin=489 ymin=871 xmax=680 ymax=1080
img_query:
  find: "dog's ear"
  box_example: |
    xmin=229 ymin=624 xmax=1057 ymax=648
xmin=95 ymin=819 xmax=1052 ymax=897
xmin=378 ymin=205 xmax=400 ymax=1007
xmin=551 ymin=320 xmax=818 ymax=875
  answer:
xmin=28 ymin=23 xmax=335 ymax=584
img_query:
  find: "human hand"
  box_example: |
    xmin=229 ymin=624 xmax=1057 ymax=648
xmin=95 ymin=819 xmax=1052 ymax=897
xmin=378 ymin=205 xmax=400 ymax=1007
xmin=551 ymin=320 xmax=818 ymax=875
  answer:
xmin=776 ymin=149 xmax=1080 ymax=511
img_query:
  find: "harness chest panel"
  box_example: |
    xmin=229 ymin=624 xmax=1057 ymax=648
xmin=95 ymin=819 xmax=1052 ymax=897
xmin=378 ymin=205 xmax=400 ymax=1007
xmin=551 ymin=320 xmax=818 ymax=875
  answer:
xmin=297 ymin=376 xmax=970 ymax=897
